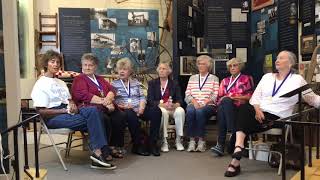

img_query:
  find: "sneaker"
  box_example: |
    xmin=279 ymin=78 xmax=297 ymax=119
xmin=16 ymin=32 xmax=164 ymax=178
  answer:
xmin=187 ymin=140 xmax=196 ymax=152
xmin=161 ymin=141 xmax=169 ymax=152
xmin=211 ymin=143 xmax=224 ymax=156
xmin=196 ymin=140 xmax=206 ymax=152
xmin=90 ymin=153 xmax=112 ymax=167
xmin=90 ymin=161 xmax=117 ymax=170
xmin=175 ymin=139 xmax=184 ymax=151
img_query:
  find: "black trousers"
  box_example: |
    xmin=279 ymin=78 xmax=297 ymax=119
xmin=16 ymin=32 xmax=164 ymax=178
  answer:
xmin=101 ymin=109 xmax=126 ymax=147
xmin=124 ymin=106 xmax=162 ymax=145
xmin=236 ymin=103 xmax=280 ymax=135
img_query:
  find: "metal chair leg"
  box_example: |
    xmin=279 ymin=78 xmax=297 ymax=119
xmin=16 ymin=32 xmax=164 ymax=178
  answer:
xmin=65 ymin=132 xmax=73 ymax=158
xmin=42 ymin=123 xmax=68 ymax=171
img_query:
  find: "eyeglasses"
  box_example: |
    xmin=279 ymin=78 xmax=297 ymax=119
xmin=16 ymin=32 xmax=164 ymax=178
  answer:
xmin=228 ymin=64 xmax=239 ymax=68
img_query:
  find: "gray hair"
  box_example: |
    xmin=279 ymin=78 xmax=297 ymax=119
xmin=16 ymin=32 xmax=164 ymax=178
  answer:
xmin=280 ymin=50 xmax=297 ymax=67
xmin=226 ymin=57 xmax=245 ymax=71
xmin=196 ymin=55 xmax=213 ymax=72
xmin=81 ymin=53 xmax=99 ymax=65
xmin=156 ymin=61 xmax=172 ymax=74
xmin=116 ymin=58 xmax=133 ymax=72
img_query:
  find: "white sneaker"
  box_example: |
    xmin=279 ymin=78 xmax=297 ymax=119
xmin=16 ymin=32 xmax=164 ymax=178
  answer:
xmin=196 ymin=140 xmax=206 ymax=152
xmin=161 ymin=141 xmax=169 ymax=152
xmin=187 ymin=140 xmax=196 ymax=152
xmin=175 ymin=139 xmax=184 ymax=151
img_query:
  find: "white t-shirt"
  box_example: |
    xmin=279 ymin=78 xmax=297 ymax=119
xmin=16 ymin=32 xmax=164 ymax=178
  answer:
xmin=31 ymin=76 xmax=70 ymax=108
xmin=250 ymin=73 xmax=320 ymax=118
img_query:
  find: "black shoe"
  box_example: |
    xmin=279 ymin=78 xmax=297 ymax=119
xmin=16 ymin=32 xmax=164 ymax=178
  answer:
xmin=224 ymin=164 xmax=241 ymax=177
xmin=90 ymin=161 xmax=117 ymax=170
xmin=90 ymin=153 xmax=112 ymax=167
xmin=211 ymin=143 xmax=224 ymax=156
xmin=150 ymin=145 xmax=160 ymax=156
xmin=131 ymin=144 xmax=150 ymax=156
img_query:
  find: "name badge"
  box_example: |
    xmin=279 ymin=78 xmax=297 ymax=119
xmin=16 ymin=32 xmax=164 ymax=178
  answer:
xmin=160 ymin=100 xmax=164 ymax=104
xmin=267 ymin=96 xmax=272 ymax=103
xmin=128 ymin=98 xmax=132 ymax=103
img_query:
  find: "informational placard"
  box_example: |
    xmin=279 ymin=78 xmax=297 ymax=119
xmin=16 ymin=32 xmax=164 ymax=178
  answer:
xmin=59 ymin=8 xmax=91 ymax=72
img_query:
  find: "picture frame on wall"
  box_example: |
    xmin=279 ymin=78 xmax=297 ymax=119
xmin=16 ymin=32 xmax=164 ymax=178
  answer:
xmin=241 ymin=0 xmax=249 ymax=13
xmin=197 ymin=38 xmax=208 ymax=54
xmin=128 ymin=12 xmax=149 ymax=26
xmin=252 ymin=0 xmax=274 ymax=11
xmin=180 ymin=56 xmax=197 ymax=75
xmin=192 ymin=0 xmax=198 ymax=7
xmin=301 ymin=34 xmax=316 ymax=55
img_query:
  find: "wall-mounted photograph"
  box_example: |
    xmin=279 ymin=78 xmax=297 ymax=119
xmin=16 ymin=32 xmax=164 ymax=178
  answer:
xmin=99 ymin=18 xmax=117 ymax=30
xmin=91 ymin=33 xmax=115 ymax=48
xmin=197 ymin=37 xmax=208 ymax=54
xmin=128 ymin=12 xmax=149 ymax=26
xmin=129 ymin=38 xmax=140 ymax=52
xmin=301 ymin=35 xmax=316 ymax=55
xmin=180 ymin=56 xmax=197 ymax=75
xmin=192 ymin=0 xmax=198 ymax=7
xmin=91 ymin=8 xmax=107 ymax=19
xmin=252 ymin=0 xmax=274 ymax=11
xmin=147 ymin=32 xmax=157 ymax=47
xmin=241 ymin=0 xmax=249 ymax=13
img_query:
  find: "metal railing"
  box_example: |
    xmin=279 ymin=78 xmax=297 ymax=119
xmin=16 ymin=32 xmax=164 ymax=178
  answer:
xmin=1 ymin=112 xmax=40 ymax=180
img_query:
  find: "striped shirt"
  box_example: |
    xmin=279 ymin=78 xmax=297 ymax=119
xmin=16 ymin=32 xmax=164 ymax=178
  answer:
xmin=218 ymin=74 xmax=254 ymax=106
xmin=111 ymin=78 xmax=145 ymax=112
xmin=185 ymin=74 xmax=219 ymax=105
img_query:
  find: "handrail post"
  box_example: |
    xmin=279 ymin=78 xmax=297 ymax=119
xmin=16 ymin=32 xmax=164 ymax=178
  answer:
xmin=33 ymin=117 xmax=40 ymax=178
xmin=13 ymin=129 xmax=19 ymax=180
xmin=23 ymin=124 xmax=29 ymax=169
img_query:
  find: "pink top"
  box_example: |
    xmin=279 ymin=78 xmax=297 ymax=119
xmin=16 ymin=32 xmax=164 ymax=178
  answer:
xmin=218 ymin=74 xmax=254 ymax=106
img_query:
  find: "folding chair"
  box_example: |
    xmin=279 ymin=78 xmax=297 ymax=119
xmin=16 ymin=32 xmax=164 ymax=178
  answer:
xmin=246 ymin=125 xmax=293 ymax=175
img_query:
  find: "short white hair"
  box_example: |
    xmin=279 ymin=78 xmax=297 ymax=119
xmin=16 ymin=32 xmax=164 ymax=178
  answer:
xmin=196 ymin=55 xmax=213 ymax=72
xmin=156 ymin=61 xmax=172 ymax=74
xmin=116 ymin=58 xmax=133 ymax=72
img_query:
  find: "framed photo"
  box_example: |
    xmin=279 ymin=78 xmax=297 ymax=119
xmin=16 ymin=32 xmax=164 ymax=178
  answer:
xmin=252 ymin=0 xmax=274 ymax=11
xmin=193 ymin=0 xmax=198 ymax=7
xmin=241 ymin=0 xmax=249 ymax=13
xmin=301 ymin=34 xmax=316 ymax=55
xmin=197 ymin=38 xmax=208 ymax=54
xmin=128 ymin=12 xmax=149 ymax=26
xmin=180 ymin=56 xmax=197 ymax=75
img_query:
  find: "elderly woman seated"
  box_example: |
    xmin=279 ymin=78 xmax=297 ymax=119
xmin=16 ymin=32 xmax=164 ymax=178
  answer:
xmin=31 ymin=50 xmax=116 ymax=170
xmin=71 ymin=53 xmax=126 ymax=158
xmin=112 ymin=58 xmax=162 ymax=156
xmin=147 ymin=61 xmax=185 ymax=152
xmin=224 ymin=50 xmax=320 ymax=177
xmin=185 ymin=55 xmax=219 ymax=152
xmin=211 ymin=57 xmax=254 ymax=156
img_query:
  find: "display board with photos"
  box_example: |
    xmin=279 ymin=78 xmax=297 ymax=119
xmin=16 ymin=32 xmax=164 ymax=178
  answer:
xmin=60 ymin=8 xmax=159 ymax=74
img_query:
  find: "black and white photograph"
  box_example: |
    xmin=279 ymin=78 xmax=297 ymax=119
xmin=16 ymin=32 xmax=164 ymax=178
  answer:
xmin=188 ymin=6 xmax=193 ymax=17
xmin=147 ymin=32 xmax=157 ymax=47
xmin=226 ymin=44 xmax=232 ymax=53
xmin=91 ymin=8 xmax=107 ymax=19
xmin=268 ymin=7 xmax=277 ymax=24
xmin=241 ymin=0 xmax=249 ymax=13
xmin=257 ymin=20 xmax=266 ymax=34
xmin=138 ymin=50 xmax=146 ymax=63
xmin=191 ymin=36 xmax=196 ymax=48
xmin=192 ymin=0 xmax=198 ymax=7
xmin=129 ymin=38 xmax=141 ymax=52
xmin=301 ymin=34 xmax=316 ymax=55
xmin=128 ymin=12 xmax=149 ymax=26
xmin=180 ymin=56 xmax=197 ymax=75
xmin=91 ymin=33 xmax=115 ymax=48
xmin=197 ymin=37 xmax=208 ymax=54
xmin=98 ymin=18 xmax=117 ymax=30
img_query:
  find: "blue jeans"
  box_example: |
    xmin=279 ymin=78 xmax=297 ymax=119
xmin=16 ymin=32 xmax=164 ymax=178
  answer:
xmin=186 ymin=104 xmax=216 ymax=138
xmin=217 ymin=97 xmax=236 ymax=145
xmin=46 ymin=106 xmax=107 ymax=151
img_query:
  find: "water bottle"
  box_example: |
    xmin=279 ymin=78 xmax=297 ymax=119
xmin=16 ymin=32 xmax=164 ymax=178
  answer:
xmin=168 ymin=96 xmax=173 ymax=109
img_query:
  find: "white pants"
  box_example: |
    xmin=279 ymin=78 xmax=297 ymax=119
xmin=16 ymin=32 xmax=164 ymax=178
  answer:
xmin=160 ymin=107 xmax=185 ymax=138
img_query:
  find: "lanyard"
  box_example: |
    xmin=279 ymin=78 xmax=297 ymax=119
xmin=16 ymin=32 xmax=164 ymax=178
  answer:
xmin=272 ymin=71 xmax=291 ymax=97
xmin=199 ymin=73 xmax=209 ymax=91
xmin=120 ymin=79 xmax=131 ymax=97
xmin=87 ymin=75 xmax=103 ymax=91
xmin=226 ymin=73 xmax=241 ymax=92
xmin=160 ymin=79 xmax=168 ymax=97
